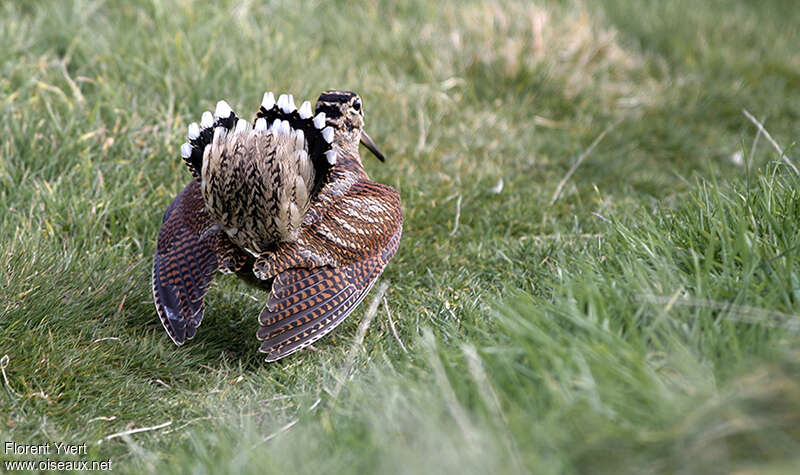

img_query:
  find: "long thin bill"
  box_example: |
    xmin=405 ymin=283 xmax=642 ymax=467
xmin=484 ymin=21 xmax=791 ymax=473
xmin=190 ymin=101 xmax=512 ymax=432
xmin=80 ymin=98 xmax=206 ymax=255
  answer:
xmin=360 ymin=130 xmax=386 ymax=162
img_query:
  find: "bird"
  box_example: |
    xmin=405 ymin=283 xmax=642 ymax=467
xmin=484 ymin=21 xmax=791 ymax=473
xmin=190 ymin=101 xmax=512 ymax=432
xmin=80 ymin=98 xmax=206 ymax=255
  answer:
xmin=152 ymin=90 xmax=403 ymax=362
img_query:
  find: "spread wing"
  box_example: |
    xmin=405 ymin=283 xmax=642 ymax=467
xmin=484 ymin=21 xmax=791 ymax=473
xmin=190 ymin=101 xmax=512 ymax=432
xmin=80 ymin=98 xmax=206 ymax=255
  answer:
xmin=152 ymin=180 xmax=221 ymax=345
xmin=256 ymin=180 xmax=403 ymax=361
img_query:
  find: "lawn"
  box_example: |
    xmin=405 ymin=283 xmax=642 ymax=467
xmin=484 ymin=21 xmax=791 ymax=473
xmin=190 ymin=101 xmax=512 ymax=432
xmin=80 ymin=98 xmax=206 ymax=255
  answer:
xmin=2 ymin=0 xmax=800 ymax=473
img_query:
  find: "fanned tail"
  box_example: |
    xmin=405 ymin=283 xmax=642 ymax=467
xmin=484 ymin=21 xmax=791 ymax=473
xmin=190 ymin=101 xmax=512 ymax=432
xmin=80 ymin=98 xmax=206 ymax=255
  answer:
xmin=194 ymin=91 xmax=339 ymax=253
xmin=255 ymin=92 xmax=338 ymax=194
xmin=180 ymin=101 xmax=239 ymax=180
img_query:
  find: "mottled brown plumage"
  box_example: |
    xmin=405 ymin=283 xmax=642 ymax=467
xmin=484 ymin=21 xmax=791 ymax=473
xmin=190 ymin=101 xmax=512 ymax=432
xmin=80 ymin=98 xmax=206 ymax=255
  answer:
xmin=153 ymin=90 xmax=402 ymax=361
xmin=202 ymin=120 xmax=314 ymax=252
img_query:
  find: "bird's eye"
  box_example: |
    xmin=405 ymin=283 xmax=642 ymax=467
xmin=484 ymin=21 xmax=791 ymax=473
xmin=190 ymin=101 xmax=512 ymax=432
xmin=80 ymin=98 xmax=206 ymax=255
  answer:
xmin=353 ymin=98 xmax=362 ymax=112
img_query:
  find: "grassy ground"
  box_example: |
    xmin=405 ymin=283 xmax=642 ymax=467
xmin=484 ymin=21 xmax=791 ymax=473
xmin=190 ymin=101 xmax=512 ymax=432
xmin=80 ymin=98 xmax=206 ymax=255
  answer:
xmin=2 ymin=0 xmax=800 ymax=473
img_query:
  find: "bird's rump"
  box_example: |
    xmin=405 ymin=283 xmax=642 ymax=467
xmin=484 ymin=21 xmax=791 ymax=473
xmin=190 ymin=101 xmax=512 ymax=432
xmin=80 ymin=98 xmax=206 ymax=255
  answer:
xmin=201 ymin=122 xmax=314 ymax=252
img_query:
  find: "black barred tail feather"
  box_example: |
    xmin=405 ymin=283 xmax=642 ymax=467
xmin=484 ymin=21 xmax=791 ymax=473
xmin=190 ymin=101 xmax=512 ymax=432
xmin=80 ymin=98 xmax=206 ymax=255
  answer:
xmin=201 ymin=120 xmax=315 ymax=253
xmin=255 ymin=92 xmax=338 ymax=190
xmin=180 ymin=101 xmax=239 ymax=180
xmin=179 ymin=92 xmax=340 ymax=256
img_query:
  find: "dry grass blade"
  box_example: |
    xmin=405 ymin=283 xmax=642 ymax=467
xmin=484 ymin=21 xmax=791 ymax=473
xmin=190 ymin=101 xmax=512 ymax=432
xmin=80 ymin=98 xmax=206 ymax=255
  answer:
xmin=550 ymin=117 xmax=625 ymax=205
xmin=98 ymin=421 xmax=172 ymax=444
xmin=384 ymin=297 xmax=409 ymax=354
xmin=639 ymin=295 xmax=800 ymax=330
xmin=330 ymin=281 xmax=390 ymax=400
xmin=263 ymin=419 xmax=298 ymax=442
xmin=0 ymin=354 xmax=21 ymax=396
xmin=450 ymin=195 xmax=462 ymax=237
xmin=742 ymin=109 xmax=798 ymax=174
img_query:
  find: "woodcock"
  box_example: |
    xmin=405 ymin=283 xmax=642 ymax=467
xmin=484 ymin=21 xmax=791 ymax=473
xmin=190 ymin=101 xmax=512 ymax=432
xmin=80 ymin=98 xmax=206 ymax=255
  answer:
xmin=152 ymin=90 xmax=402 ymax=361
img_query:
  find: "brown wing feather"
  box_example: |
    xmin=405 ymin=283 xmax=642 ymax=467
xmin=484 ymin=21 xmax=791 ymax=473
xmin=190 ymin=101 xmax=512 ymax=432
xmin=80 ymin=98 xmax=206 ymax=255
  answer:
xmin=153 ymin=181 xmax=220 ymax=345
xmin=256 ymin=179 xmax=403 ymax=361
xmin=257 ymin=257 xmax=384 ymax=361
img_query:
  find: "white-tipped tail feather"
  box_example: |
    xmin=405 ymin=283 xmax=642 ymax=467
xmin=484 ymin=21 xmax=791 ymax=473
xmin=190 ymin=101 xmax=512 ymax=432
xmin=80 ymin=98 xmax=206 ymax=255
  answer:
xmin=325 ymin=150 xmax=337 ymax=165
xmin=298 ymin=101 xmax=312 ymax=119
xmin=235 ymin=119 xmax=249 ymax=134
xmin=277 ymin=94 xmax=289 ymax=113
xmin=321 ymin=126 xmax=334 ymax=143
xmin=188 ymin=122 xmax=200 ymax=140
xmin=201 ymin=111 xmax=214 ymax=129
xmin=262 ymin=91 xmax=276 ymax=110
xmin=215 ymin=100 xmax=232 ymax=119
xmin=313 ymin=112 xmax=326 ymax=129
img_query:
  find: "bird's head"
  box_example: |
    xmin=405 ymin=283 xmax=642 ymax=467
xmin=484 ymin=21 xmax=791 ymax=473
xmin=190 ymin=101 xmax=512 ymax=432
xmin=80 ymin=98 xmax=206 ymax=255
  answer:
xmin=315 ymin=90 xmax=385 ymax=162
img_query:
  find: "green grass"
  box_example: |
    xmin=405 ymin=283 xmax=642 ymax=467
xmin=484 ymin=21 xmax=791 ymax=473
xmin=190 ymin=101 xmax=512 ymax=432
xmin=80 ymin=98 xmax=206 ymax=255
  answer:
xmin=2 ymin=0 xmax=800 ymax=473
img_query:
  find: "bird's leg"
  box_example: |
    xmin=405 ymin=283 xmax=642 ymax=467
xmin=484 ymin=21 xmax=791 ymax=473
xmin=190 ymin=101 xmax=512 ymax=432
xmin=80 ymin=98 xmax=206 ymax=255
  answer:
xmin=219 ymin=241 xmax=252 ymax=274
xmin=252 ymin=243 xmax=333 ymax=281
xmin=199 ymin=225 xmax=251 ymax=274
